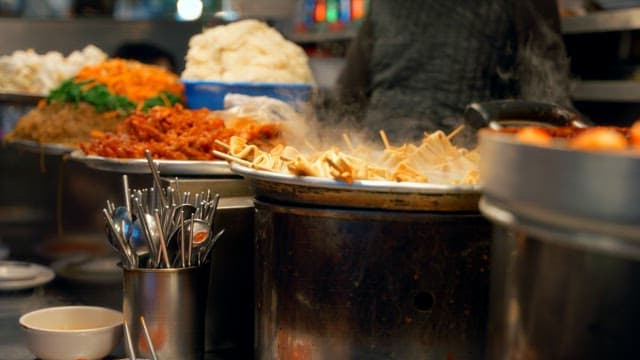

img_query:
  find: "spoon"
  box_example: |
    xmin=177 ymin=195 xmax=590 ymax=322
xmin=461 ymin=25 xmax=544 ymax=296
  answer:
xmin=104 ymin=207 xmax=130 ymax=255
xmin=112 ymin=206 xmax=133 ymax=238
xmin=168 ymin=218 xmax=210 ymax=254
xmin=102 ymin=208 xmax=135 ymax=268
xmin=198 ymin=228 xmax=225 ymax=265
xmin=132 ymin=199 xmax=160 ymax=262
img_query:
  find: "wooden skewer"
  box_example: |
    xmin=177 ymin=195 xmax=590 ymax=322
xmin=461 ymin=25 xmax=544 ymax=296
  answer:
xmin=214 ymin=139 xmax=230 ymax=150
xmin=325 ymin=157 xmax=343 ymax=172
xmin=379 ymin=130 xmax=391 ymax=149
xmin=342 ymin=133 xmax=355 ymax=152
xmin=212 ymin=150 xmax=272 ymax=171
xmin=447 ymin=125 xmax=465 ymax=140
xmin=304 ymin=140 xmax=316 ymax=152
xmin=213 ymin=150 xmax=252 ymax=166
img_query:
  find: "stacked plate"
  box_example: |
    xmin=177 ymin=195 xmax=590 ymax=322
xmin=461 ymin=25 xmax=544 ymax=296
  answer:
xmin=0 ymin=261 xmax=55 ymax=291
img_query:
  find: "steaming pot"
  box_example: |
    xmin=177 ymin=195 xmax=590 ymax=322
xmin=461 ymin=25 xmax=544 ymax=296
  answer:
xmin=231 ymin=164 xmax=492 ymax=359
xmin=479 ymin=131 xmax=640 ymax=359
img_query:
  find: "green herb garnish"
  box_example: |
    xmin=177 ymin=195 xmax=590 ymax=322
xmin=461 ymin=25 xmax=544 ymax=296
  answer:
xmin=46 ymin=80 xmax=183 ymax=114
xmin=141 ymin=91 xmax=183 ymax=111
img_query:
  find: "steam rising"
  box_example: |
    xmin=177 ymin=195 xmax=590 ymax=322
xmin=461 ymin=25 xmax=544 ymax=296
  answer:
xmin=513 ymin=3 xmax=574 ymax=110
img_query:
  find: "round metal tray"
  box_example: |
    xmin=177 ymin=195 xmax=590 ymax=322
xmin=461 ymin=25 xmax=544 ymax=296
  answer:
xmin=230 ymin=163 xmax=481 ymax=211
xmin=70 ymin=150 xmax=233 ymax=176
xmin=479 ymin=131 xmax=640 ymax=239
xmin=5 ymin=139 xmax=74 ymax=155
xmin=0 ymin=91 xmax=44 ymax=105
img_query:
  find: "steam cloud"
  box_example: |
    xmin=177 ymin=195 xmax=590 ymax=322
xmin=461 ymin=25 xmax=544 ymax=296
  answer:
xmin=513 ymin=3 xmax=575 ymax=110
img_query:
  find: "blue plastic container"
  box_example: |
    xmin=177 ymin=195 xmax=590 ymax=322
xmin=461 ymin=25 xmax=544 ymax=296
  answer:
xmin=182 ymin=80 xmax=313 ymax=110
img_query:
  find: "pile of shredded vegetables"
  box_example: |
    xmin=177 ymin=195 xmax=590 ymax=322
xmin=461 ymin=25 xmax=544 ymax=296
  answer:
xmin=74 ymin=59 xmax=184 ymax=103
xmin=80 ymin=104 xmax=282 ymax=160
xmin=6 ymin=102 xmax=126 ymax=147
xmin=7 ymin=59 xmax=185 ymax=147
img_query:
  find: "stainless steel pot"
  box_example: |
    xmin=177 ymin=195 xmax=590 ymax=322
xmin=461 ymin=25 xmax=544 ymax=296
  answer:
xmin=479 ymin=130 xmax=640 ymax=359
xmin=239 ymin=161 xmax=492 ymax=359
xmin=255 ymin=201 xmax=491 ymax=359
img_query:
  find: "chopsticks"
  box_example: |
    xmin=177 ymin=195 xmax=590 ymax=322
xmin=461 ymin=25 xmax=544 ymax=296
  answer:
xmin=140 ymin=316 xmax=158 ymax=360
xmin=103 ymin=149 xmax=224 ymax=269
xmin=123 ymin=320 xmax=136 ymax=360
xmin=123 ymin=316 xmax=158 ymax=360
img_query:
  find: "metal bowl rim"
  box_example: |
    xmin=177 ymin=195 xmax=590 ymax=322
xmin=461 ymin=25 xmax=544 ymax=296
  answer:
xmin=230 ymin=162 xmax=481 ymax=195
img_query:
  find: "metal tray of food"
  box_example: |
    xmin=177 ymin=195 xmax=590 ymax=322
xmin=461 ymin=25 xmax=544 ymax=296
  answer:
xmin=0 ymin=91 xmax=44 ymax=105
xmin=5 ymin=139 xmax=74 ymax=155
xmin=479 ymin=131 xmax=640 ymax=238
xmin=70 ymin=150 xmax=234 ymax=176
xmin=230 ymin=163 xmax=481 ymax=211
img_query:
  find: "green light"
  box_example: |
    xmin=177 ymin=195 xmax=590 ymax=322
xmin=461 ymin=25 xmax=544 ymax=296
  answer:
xmin=326 ymin=0 xmax=339 ymax=23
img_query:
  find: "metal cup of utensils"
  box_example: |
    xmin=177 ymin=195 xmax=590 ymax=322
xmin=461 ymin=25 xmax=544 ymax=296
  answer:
xmin=122 ymin=265 xmax=210 ymax=360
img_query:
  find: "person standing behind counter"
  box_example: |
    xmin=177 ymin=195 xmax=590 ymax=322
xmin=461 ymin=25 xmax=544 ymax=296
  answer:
xmin=333 ymin=0 xmax=573 ymax=142
xmin=113 ymin=42 xmax=177 ymax=73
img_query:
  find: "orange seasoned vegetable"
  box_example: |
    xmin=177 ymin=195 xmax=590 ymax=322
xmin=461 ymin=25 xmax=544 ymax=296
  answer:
xmin=80 ymin=104 xmax=282 ymax=160
xmin=75 ymin=59 xmax=183 ymax=103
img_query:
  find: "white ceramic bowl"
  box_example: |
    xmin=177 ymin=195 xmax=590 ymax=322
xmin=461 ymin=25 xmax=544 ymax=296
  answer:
xmin=19 ymin=305 xmax=123 ymax=360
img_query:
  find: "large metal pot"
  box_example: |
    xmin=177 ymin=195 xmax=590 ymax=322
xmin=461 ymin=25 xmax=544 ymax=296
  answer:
xmin=232 ymin=164 xmax=492 ymax=359
xmin=479 ymin=130 xmax=640 ymax=359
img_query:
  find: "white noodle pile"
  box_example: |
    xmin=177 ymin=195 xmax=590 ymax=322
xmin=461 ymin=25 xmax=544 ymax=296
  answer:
xmin=0 ymin=45 xmax=107 ymax=95
xmin=182 ymin=19 xmax=315 ymax=84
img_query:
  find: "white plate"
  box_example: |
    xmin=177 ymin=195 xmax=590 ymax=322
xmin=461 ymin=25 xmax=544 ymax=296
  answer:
xmin=0 ymin=261 xmax=55 ymax=291
xmin=70 ymin=149 xmax=233 ymax=176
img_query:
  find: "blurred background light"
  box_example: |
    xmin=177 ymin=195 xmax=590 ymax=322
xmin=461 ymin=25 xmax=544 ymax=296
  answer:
xmin=176 ymin=0 xmax=203 ymax=21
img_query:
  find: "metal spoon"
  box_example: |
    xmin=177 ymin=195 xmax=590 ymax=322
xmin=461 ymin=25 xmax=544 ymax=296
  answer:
xmin=103 ymin=207 xmax=124 ymax=254
xmin=102 ymin=208 xmax=135 ymax=268
xmin=199 ymin=228 xmax=225 ymax=265
xmin=113 ymin=206 xmax=133 ymax=238
xmin=167 ymin=218 xmax=210 ymax=252
xmin=132 ymin=198 xmax=159 ymax=263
